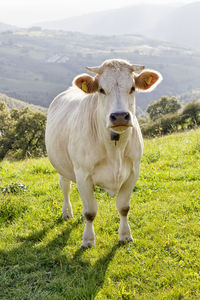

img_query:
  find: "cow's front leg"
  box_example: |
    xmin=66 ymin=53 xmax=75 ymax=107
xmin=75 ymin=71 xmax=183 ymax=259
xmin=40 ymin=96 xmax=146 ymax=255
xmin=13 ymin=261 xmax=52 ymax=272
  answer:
xmin=116 ymin=173 xmax=138 ymax=243
xmin=76 ymin=171 xmax=97 ymax=249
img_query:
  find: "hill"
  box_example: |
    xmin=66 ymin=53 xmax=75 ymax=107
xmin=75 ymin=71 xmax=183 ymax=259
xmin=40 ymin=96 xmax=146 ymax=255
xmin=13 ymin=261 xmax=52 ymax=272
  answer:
xmin=178 ymin=88 xmax=200 ymax=104
xmin=38 ymin=2 xmax=200 ymax=49
xmin=0 ymin=22 xmax=17 ymax=32
xmin=0 ymin=29 xmax=200 ymax=110
xmin=0 ymin=93 xmax=47 ymax=113
xmin=1 ymin=129 xmax=200 ymax=298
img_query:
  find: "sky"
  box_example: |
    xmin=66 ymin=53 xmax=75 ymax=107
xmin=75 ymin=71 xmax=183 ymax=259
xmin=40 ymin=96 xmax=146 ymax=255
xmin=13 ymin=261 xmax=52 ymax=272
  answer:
xmin=0 ymin=0 xmax=196 ymax=27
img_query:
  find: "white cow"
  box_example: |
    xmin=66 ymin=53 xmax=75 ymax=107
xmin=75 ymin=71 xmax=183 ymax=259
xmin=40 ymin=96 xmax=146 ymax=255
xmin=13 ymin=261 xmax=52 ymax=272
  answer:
xmin=45 ymin=59 xmax=162 ymax=248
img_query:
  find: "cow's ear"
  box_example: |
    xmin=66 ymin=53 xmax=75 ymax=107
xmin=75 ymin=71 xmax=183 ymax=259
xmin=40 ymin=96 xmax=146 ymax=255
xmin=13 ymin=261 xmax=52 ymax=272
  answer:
xmin=73 ymin=74 xmax=98 ymax=93
xmin=135 ymin=69 xmax=162 ymax=92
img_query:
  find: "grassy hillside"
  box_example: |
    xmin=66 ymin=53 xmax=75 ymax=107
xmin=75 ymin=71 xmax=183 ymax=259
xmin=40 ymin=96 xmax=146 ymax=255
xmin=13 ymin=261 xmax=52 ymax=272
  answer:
xmin=0 ymin=129 xmax=200 ymax=299
xmin=0 ymin=93 xmax=47 ymax=113
xmin=0 ymin=29 xmax=200 ymax=109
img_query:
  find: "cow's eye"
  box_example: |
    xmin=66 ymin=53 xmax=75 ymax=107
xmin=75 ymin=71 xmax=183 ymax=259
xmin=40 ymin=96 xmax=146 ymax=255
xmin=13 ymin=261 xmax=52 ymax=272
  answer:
xmin=99 ymin=87 xmax=106 ymax=95
xmin=129 ymin=86 xmax=135 ymax=94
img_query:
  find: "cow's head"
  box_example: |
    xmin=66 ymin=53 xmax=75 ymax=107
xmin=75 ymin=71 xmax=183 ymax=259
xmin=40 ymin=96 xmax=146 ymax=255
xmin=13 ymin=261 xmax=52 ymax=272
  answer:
xmin=73 ymin=59 xmax=162 ymax=134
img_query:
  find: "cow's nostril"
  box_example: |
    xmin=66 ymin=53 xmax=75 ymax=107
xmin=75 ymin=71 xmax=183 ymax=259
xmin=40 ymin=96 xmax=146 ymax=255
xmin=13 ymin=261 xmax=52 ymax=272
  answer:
xmin=110 ymin=114 xmax=117 ymax=122
xmin=124 ymin=113 xmax=130 ymax=121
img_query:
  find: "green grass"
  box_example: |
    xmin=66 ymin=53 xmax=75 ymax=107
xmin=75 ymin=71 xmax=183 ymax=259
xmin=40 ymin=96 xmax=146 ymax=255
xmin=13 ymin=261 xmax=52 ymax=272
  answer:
xmin=1 ymin=129 xmax=200 ymax=299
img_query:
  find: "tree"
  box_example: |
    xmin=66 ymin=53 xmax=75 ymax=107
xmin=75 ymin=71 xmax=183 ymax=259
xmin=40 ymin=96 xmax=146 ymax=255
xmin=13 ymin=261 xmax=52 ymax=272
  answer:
xmin=147 ymin=96 xmax=182 ymax=121
xmin=0 ymin=101 xmax=11 ymax=135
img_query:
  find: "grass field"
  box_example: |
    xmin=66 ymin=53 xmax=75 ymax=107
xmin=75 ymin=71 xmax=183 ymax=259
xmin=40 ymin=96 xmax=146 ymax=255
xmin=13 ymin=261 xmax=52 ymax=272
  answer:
xmin=0 ymin=129 xmax=200 ymax=299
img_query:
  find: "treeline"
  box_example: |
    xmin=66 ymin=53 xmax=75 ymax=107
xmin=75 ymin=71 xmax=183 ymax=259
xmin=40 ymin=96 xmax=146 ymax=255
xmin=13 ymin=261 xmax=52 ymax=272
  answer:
xmin=140 ymin=96 xmax=200 ymax=138
xmin=0 ymin=102 xmax=46 ymax=160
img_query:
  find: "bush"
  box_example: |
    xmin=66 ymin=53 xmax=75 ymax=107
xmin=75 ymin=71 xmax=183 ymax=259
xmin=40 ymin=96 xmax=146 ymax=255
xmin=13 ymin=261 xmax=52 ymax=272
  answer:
xmin=141 ymin=112 xmax=182 ymax=137
xmin=0 ymin=103 xmax=47 ymax=160
xmin=182 ymin=101 xmax=200 ymax=126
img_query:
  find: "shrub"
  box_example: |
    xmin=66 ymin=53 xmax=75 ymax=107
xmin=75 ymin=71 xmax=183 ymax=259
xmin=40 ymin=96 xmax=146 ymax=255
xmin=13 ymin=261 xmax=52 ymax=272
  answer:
xmin=142 ymin=99 xmax=200 ymax=138
xmin=182 ymin=101 xmax=200 ymax=126
xmin=0 ymin=104 xmax=47 ymax=160
xmin=141 ymin=113 xmax=181 ymax=137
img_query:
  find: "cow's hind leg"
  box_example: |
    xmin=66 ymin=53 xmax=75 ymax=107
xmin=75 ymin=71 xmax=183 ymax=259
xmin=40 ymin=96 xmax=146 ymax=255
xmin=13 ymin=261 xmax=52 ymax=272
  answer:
xmin=59 ymin=176 xmax=73 ymax=219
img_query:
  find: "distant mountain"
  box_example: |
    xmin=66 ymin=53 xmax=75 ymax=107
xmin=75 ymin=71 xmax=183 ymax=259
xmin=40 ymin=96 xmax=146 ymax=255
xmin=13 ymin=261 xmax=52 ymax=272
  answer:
xmin=152 ymin=2 xmax=200 ymax=49
xmin=38 ymin=2 xmax=200 ymax=49
xmin=0 ymin=93 xmax=47 ymax=113
xmin=38 ymin=4 xmax=174 ymax=36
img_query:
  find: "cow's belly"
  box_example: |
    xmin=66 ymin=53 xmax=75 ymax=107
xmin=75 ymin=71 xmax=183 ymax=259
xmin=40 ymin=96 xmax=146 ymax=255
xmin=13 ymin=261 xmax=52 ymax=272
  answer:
xmin=92 ymin=158 xmax=132 ymax=197
xmin=46 ymin=140 xmax=76 ymax=182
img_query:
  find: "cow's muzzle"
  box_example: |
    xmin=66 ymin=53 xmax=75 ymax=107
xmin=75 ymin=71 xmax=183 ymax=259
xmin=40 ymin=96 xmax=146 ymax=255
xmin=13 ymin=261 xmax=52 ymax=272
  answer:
xmin=109 ymin=112 xmax=132 ymax=128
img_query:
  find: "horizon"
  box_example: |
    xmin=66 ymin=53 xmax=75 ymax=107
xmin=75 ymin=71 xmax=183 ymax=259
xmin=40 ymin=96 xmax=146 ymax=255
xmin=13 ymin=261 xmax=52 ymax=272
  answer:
xmin=0 ymin=0 xmax=197 ymax=27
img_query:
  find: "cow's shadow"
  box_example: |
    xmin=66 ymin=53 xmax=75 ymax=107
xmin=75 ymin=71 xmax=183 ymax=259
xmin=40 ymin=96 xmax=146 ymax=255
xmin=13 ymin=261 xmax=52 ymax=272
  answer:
xmin=0 ymin=217 xmax=120 ymax=299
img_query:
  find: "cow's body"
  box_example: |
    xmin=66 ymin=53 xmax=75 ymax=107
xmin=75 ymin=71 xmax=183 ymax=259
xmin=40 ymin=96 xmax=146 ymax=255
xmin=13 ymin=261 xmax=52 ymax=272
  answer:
xmin=46 ymin=87 xmax=142 ymax=196
xmin=45 ymin=59 xmax=162 ymax=248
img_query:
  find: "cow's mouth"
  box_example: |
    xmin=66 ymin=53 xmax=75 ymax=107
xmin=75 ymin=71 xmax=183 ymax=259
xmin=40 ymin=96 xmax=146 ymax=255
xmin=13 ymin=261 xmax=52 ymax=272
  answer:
xmin=110 ymin=124 xmax=132 ymax=133
xmin=111 ymin=125 xmax=129 ymax=128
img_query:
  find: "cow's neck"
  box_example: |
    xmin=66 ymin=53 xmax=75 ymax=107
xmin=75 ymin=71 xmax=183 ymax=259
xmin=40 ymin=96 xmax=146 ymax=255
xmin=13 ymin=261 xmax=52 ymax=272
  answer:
xmin=110 ymin=131 xmax=120 ymax=144
xmin=101 ymin=125 xmax=132 ymax=156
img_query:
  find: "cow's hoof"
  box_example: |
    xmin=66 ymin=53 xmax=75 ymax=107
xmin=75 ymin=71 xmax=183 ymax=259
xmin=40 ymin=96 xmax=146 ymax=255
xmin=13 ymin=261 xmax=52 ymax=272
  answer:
xmin=81 ymin=240 xmax=95 ymax=249
xmin=119 ymin=235 xmax=133 ymax=244
xmin=62 ymin=212 xmax=73 ymax=220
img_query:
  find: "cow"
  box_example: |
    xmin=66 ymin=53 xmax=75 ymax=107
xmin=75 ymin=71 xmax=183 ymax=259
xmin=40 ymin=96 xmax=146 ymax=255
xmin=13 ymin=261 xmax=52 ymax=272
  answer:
xmin=45 ymin=59 xmax=162 ymax=248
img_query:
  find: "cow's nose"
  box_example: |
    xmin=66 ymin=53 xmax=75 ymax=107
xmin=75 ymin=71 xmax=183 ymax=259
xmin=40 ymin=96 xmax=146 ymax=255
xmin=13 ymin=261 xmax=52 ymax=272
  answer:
xmin=110 ymin=112 xmax=131 ymax=125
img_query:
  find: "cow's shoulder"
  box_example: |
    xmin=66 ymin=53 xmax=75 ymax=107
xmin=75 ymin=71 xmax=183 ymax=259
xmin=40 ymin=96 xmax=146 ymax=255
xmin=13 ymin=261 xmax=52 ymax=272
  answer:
xmin=48 ymin=87 xmax=83 ymax=112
